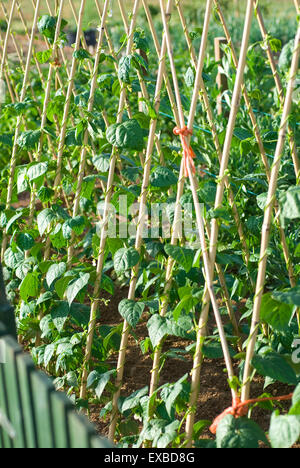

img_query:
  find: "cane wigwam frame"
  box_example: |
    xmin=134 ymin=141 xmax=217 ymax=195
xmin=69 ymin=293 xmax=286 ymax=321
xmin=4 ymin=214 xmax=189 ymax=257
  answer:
xmin=0 ymin=0 xmax=299 ymax=447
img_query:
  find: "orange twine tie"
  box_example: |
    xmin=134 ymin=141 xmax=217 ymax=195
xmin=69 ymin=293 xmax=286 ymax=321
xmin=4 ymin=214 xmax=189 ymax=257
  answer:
xmin=209 ymin=393 xmax=293 ymax=435
xmin=173 ymin=126 xmax=196 ymax=178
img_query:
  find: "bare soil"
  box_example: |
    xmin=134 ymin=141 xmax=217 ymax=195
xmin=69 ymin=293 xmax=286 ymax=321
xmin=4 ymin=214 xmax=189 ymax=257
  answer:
xmin=87 ymin=285 xmax=299 ymax=448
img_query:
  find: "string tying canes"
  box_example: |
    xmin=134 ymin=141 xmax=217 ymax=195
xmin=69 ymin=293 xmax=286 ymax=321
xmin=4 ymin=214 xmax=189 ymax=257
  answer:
xmin=210 ymin=393 xmax=294 ymax=434
xmin=173 ymin=126 xmax=196 ymax=177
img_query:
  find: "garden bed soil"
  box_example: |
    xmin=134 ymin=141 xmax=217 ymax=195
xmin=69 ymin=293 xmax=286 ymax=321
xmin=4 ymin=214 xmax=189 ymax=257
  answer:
xmin=87 ymin=286 xmax=299 ymax=448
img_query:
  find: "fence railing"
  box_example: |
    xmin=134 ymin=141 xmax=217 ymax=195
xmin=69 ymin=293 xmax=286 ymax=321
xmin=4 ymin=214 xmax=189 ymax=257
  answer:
xmin=0 ymin=264 xmax=111 ymax=448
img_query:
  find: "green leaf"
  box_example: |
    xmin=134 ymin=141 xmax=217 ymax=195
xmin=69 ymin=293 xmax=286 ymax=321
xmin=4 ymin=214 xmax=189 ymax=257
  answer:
xmin=118 ymin=55 xmax=132 ymax=83
xmin=119 ymin=386 xmax=149 ymax=413
xmin=87 ymin=369 xmax=116 ymax=399
xmin=133 ymin=31 xmax=149 ymax=53
xmin=6 ymin=212 xmax=23 ymax=233
xmin=46 ymin=262 xmax=67 ymax=288
xmin=118 ymin=299 xmax=145 ymax=328
xmin=260 ymin=293 xmax=293 ymax=331
xmin=27 ymin=162 xmax=48 ymax=182
xmin=184 ymin=67 xmax=195 ymax=87
xmin=257 ymin=192 xmax=268 ymax=210
xmin=62 ymin=216 xmax=86 ymax=239
xmin=55 ymin=276 xmax=74 ymax=299
xmin=51 ymin=302 xmax=69 ymax=333
xmin=150 ymin=166 xmax=178 ymax=188
xmin=36 ymin=48 xmax=52 ymax=64
xmin=73 ymin=49 xmax=91 ymax=60
xmin=114 ymin=248 xmax=139 ymax=273
xmin=17 ymin=233 xmax=35 ymax=251
xmin=37 ymin=186 xmax=54 ymax=203
xmin=279 ymin=186 xmax=300 ymax=225
xmin=20 ymin=272 xmax=40 ymax=302
xmin=38 ymin=15 xmax=56 ymax=40
xmin=202 ymin=342 xmax=235 ymax=359
xmin=164 ymin=245 xmax=194 ymax=273
xmin=4 ymin=248 xmax=24 ymax=269
xmin=93 ymin=153 xmax=110 ymax=173
xmin=161 ymin=374 xmax=188 ymax=417
xmin=66 ymin=273 xmax=90 ymax=306
xmin=234 ymin=127 xmax=253 ymax=141
xmin=156 ymin=420 xmax=180 ymax=448
xmin=16 ymin=260 xmax=33 ymax=280
xmin=106 ymin=119 xmax=144 ymax=151
xmin=252 ymin=352 xmax=298 ymax=385
xmin=147 ymin=314 xmax=194 ymax=348
xmin=36 ymin=291 xmax=53 ymax=305
xmin=293 ymin=384 xmax=300 ymax=406
xmin=272 ymin=286 xmax=300 ymax=307
xmin=290 ymin=384 xmax=300 ymax=415
xmin=17 ymin=130 xmax=41 ymax=150
xmin=44 ymin=343 xmax=55 ymax=367
xmin=216 ymin=415 xmax=268 ymax=448
xmin=37 ymin=209 xmax=56 ymax=236
xmin=269 ymin=413 xmax=300 ymax=448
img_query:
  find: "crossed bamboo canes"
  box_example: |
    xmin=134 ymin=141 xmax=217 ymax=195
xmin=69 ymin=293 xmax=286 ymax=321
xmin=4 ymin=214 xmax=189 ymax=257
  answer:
xmin=107 ymin=0 xmax=174 ymax=441
xmin=66 ymin=0 xmax=110 ymax=265
xmin=176 ymin=0 xmax=253 ymax=281
xmin=0 ymin=0 xmax=16 ymax=85
xmin=0 ymin=15 xmax=36 ymax=163
xmin=214 ymin=0 xmax=299 ymax=317
xmin=184 ymin=0 xmax=255 ymax=447
xmin=43 ymin=0 xmax=88 ymax=261
xmin=67 ymin=0 xmax=167 ymax=263
xmin=1 ymin=0 xmax=41 ymax=262
xmin=27 ymin=0 xmax=95 ymax=234
xmin=174 ymin=0 xmax=247 ymax=333
xmin=147 ymin=1 xmax=242 ymax=417
xmin=0 ymin=1 xmax=42 ymax=119
xmin=27 ymin=0 xmax=65 ymax=231
xmin=79 ymin=0 xmax=141 ymax=402
xmin=117 ymin=0 xmax=165 ymax=165
xmin=254 ymin=2 xmax=299 ymax=182
xmin=242 ymin=25 xmax=300 ymax=403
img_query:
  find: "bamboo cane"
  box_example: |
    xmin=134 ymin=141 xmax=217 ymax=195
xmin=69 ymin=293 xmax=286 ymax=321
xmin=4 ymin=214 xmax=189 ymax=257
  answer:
xmin=184 ymin=0 xmax=254 ymax=447
xmin=117 ymin=0 xmax=165 ymax=166
xmin=176 ymin=0 xmax=252 ymax=276
xmin=148 ymin=0 xmax=237 ymax=403
xmin=1 ymin=0 xmax=41 ymax=262
xmin=0 ymin=0 xmax=16 ymax=83
xmin=79 ymin=0 xmax=141 ymax=402
xmin=142 ymin=0 xmax=180 ymax=125
xmin=174 ymin=0 xmax=247 ymax=330
xmin=0 ymin=1 xmax=42 ymax=116
xmin=215 ymin=0 xmax=298 ymax=299
xmin=27 ymin=0 xmax=65 ymax=230
xmin=0 ymin=25 xmax=35 ymax=164
xmin=160 ymin=0 xmax=238 ymax=448
xmin=254 ymin=3 xmax=299 ymax=183
xmin=43 ymin=0 xmax=87 ymax=261
xmin=242 ymin=27 xmax=300 ymax=403
xmin=108 ymin=11 xmax=171 ymax=443
xmin=66 ymin=0 xmax=110 ymax=265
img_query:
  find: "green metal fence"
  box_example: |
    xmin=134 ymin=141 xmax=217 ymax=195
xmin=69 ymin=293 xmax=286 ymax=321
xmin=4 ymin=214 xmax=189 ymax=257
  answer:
xmin=0 ymin=265 xmax=112 ymax=448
